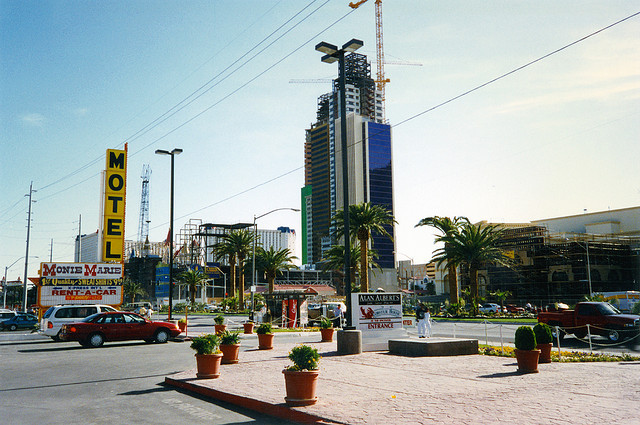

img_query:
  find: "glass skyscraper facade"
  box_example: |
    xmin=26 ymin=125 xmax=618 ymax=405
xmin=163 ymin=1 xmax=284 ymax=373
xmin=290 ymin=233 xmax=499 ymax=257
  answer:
xmin=302 ymin=52 xmax=395 ymax=272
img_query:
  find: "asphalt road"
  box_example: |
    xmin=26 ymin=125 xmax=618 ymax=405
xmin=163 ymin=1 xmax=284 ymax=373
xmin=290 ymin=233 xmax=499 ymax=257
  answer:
xmin=0 ymin=330 xmax=296 ymax=425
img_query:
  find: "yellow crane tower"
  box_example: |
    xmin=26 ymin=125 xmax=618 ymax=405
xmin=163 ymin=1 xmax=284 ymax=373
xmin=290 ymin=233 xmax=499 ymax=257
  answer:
xmin=349 ymin=0 xmax=390 ymax=121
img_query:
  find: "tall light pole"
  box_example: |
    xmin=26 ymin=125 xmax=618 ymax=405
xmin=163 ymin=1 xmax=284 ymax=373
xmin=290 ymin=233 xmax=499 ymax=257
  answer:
xmin=316 ymin=38 xmax=363 ymax=328
xmin=251 ymin=208 xmax=300 ymax=312
xmin=155 ymin=148 xmax=183 ymax=321
xmin=4 ymin=256 xmax=36 ymax=309
xmin=23 ymin=181 xmax=35 ymax=312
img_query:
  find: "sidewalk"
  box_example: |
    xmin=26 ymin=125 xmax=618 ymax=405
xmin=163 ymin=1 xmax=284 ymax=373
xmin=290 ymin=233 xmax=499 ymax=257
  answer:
xmin=165 ymin=332 xmax=639 ymax=424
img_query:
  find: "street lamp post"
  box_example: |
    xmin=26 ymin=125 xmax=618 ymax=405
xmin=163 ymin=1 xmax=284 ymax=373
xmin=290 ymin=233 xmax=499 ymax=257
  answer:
xmin=316 ymin=38 xmax=363 ymax=328
xmin=155 ymin=148 xmax=183 ymax=321
xmin=3 ymin=256 xmax=38 ymax=309
xmin=251 ymin=208 xmax=300 ymax=314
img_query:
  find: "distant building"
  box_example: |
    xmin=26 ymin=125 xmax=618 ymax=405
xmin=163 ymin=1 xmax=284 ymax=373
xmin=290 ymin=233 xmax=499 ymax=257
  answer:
xmin=434 ymin=207 xmax=640 ymax=305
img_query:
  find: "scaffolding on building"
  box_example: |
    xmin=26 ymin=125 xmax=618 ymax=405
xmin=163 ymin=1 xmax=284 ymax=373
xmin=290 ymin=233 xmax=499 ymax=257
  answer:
xmin=473 ymin=225 xmax=640 ymax=306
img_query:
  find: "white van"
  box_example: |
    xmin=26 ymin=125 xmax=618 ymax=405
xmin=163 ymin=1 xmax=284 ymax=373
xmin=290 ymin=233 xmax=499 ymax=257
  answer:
xmin=41 ymin=304 xmax=118 ymax=341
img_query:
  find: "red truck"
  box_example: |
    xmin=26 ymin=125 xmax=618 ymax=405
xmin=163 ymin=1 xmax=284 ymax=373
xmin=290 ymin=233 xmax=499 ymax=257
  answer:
xmin=537 ymin=302 xmax=640 ymax=343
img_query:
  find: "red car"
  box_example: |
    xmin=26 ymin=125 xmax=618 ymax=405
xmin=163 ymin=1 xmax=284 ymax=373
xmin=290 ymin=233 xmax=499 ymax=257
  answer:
xmin=60 ymin=311 xmax=181 ymax=348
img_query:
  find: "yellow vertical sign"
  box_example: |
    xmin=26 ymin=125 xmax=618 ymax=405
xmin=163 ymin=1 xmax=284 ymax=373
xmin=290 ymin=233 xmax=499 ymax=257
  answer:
xmin=102 ymin=149 xmax=127 ymax=261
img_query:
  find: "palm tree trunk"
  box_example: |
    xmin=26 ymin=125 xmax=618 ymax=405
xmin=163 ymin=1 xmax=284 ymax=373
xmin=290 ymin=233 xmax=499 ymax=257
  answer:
xmin=238 ymin=256 xmax=245 ymax=311
xmin=359 ymin=236 xmax=369 ymax=293
xmin=469 ymin=266 xmax=479 ymax=315
xmin=268 ymin=274 xmax=275 ymax=294
xmin=229 ymin=258 xmax=237 ymax=300
xmin=447 ymin=262 xmax=458 ymax=304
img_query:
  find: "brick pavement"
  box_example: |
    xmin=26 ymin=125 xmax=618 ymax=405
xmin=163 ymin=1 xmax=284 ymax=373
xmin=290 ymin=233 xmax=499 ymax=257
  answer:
xmin=165 ymin=332 xmax=640 ymax=424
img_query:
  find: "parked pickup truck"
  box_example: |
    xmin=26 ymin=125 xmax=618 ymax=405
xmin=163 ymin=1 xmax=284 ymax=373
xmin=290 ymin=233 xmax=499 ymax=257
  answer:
xmin=537 ymin=302 xmax=640 ymax=343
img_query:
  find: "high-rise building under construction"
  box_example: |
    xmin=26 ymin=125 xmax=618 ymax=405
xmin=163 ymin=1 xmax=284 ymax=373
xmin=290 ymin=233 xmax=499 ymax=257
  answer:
xmin=301 ymin=52 xmax=396 ymax=285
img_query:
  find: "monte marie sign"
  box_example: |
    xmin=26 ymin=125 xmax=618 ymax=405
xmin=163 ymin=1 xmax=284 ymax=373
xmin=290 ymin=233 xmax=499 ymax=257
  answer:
xmin=41 ymin=262 xmax=123 ymax=280
xmin=38 ymin=262 xmax=123 ymax=307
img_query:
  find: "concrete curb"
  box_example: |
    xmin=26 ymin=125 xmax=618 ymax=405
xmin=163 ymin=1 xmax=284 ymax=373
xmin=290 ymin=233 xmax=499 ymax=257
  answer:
xmin=165 ymin=372 xmax=342 ymax=425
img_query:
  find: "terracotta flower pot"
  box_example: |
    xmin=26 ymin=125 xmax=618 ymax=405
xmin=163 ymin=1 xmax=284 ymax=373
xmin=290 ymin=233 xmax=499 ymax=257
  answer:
xmin=283 ymin=369 xmax=320 ymax=406
xmin=243 ymin=322 xmax=254 ymax=334
xmin=195 ymin=353 xmax=223 ymax=379
xmin=515 ymin=348 xmax=540 ymax=373
xmin=220 ymin=344 xmax=240 ymax=364
xmin=257 ymin=333 xmax=274 ymax=350
xmin=178 ymin=321 xmax=187 ymax=332
xmin=537 ymin=343 xmax=553 ymax=364
xmin=320 ymin=328 xmax=335 ymax=342
xmin=214 ymin=324 xmax=227 ymax=335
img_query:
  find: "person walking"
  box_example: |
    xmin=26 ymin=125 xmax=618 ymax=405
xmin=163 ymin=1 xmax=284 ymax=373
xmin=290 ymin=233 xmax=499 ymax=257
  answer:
xmin=416 ymin=303 xmax=427 ymax=338
xmin=424 ymin=306 xmax=432 ymax=338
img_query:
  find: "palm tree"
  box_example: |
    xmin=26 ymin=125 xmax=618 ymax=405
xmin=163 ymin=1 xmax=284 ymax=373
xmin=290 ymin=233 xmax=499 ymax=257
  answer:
xmin=225 ymin=229 xmax=257 ymax=310
xmin=255 ymin=247 xmax=297 ymax=293
xmin=490 ymin=289 xmax=512 ymax=313
xmin=333 ymin=202 xmax=396 ymax=293
xmin=178 ymin=268 xmax=206 ymax=305
xmin=321 ymin=243 xmax=380 ymax=295
xmin=415 ymin=216 xmax=469 ymax=304
xmin=433 ymin=222 xmax=512 ymax=315
xmin=122 ymin=278 xmax=146 ymax=303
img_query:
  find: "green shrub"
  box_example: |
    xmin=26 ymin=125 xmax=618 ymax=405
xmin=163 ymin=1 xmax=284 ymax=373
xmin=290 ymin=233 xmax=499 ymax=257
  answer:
xmin=190 ymin=334 xmax=220 ymax=355
xmin=220 ymin=330 xmax=241 ymax=345
xmin=533 ymin=322 xmax=553 ymax=344
xmin=256 ymin=323 xmax=273 ymax=334
xmin=515 ymin=326 xmax=537 ymax=351
xmin=286 ymin=344 xmax=320 ymax=371
xmin=319 ymin=317 xmax=333 ymax=329
xmin=214 ymin=314 xmax=225 ymax=325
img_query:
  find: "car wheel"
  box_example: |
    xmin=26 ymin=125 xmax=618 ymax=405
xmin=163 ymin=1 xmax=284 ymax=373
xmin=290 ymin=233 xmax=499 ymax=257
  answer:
xmin=9 ymin=324 xmax=17 ymax=331
xmin=607 ymin=329 xmax=621 ymax=343
xmin=155 ymin=329 xmax=170 ymax=344
xmin=87 ymin=333 xmax=105 ymax=348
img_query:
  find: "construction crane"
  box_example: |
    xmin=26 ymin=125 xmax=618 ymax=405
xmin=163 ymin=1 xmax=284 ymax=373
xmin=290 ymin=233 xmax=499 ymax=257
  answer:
xmin=349 ymin=0 xmax=389 ymax=121
xmin=137 ymin=164 xmax=151 ymax=243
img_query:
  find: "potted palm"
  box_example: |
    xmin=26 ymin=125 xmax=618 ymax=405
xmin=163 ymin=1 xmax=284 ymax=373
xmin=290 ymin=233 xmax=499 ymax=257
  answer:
xmin=319 ymin=317 xmax=334 ymax=342
xmin=533 ymin=322 xmax=553 ymax=363
xmin=256 ymin=323 xmax=274 ymax=350
xmin=214 ymin=314 xmax=226 ymax=334
xmin=219 ymin=330 xmax=241 ymax=364
xmin=190 ymin=333 xmax=222 ymax=379
xmin=283 ymin=344 xmax=320 ymax=406
xmin=514 ymin=325 xmax=540 ymax=373
xmin=243 ymin=320 xmax=255 ymax=334
xmin=177 ymin=317 xmax=187 ymax=332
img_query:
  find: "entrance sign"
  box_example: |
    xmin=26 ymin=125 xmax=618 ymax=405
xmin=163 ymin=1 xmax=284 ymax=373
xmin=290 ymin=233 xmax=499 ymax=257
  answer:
xmin=351 ymin=292 xmax=407 ymax=351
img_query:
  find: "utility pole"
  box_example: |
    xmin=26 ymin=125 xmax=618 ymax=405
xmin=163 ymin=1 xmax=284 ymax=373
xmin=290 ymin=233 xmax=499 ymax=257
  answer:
xmin=23 ymin=181 xmax=35 ymax=312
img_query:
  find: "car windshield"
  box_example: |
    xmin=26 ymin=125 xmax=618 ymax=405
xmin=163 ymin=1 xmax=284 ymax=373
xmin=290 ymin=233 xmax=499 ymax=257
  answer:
xmin=82 ymin=313 xmax=103 ymax=322
xmin=597 ymin=303 xmax=621 ymax=315
xmin=43 ymin=306 xmax=55 ymax=319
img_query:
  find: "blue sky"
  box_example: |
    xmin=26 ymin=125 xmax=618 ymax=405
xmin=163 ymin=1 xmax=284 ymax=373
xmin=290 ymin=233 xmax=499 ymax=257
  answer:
xmin=1 ymin=0 xmax=639 ymax=279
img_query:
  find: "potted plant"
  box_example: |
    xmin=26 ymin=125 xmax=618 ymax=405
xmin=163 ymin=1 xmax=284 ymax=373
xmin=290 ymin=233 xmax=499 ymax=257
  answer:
xmin=319 ymin=317 xmax=334 ymax=342
xmin=214 ymin=314 xmax=226 ymax=334
xmin=256 ymin=323 xmax=274 ymax=350
xmin=533 ymin=322 xmax=553 ymax=363
xmin=243 ymin=320 xmax=255 ymax=334
xmin=283 ymin=344 xmax=321 ymax=406
xmin=514 ymin=325 xmax=540 ymax=373
xmin=219 ymin=330 xmax=241 ymax=364
xmin=177 ymin=317 xmax=187 ymax=332
xmin=190 ymin=333 xmax=222 ymax=379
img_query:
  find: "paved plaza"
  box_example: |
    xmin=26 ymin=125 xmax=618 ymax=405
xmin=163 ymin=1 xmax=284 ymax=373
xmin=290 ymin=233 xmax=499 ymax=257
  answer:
xmin=166 ymin=333 xmax=639 ymax=424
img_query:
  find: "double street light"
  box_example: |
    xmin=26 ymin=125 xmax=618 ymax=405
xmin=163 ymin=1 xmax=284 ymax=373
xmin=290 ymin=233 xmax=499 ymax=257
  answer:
xmin=315 ymin=38 xmax=363 ymax=328
xmin=155 ymin=148 xmax=183 ymax=321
